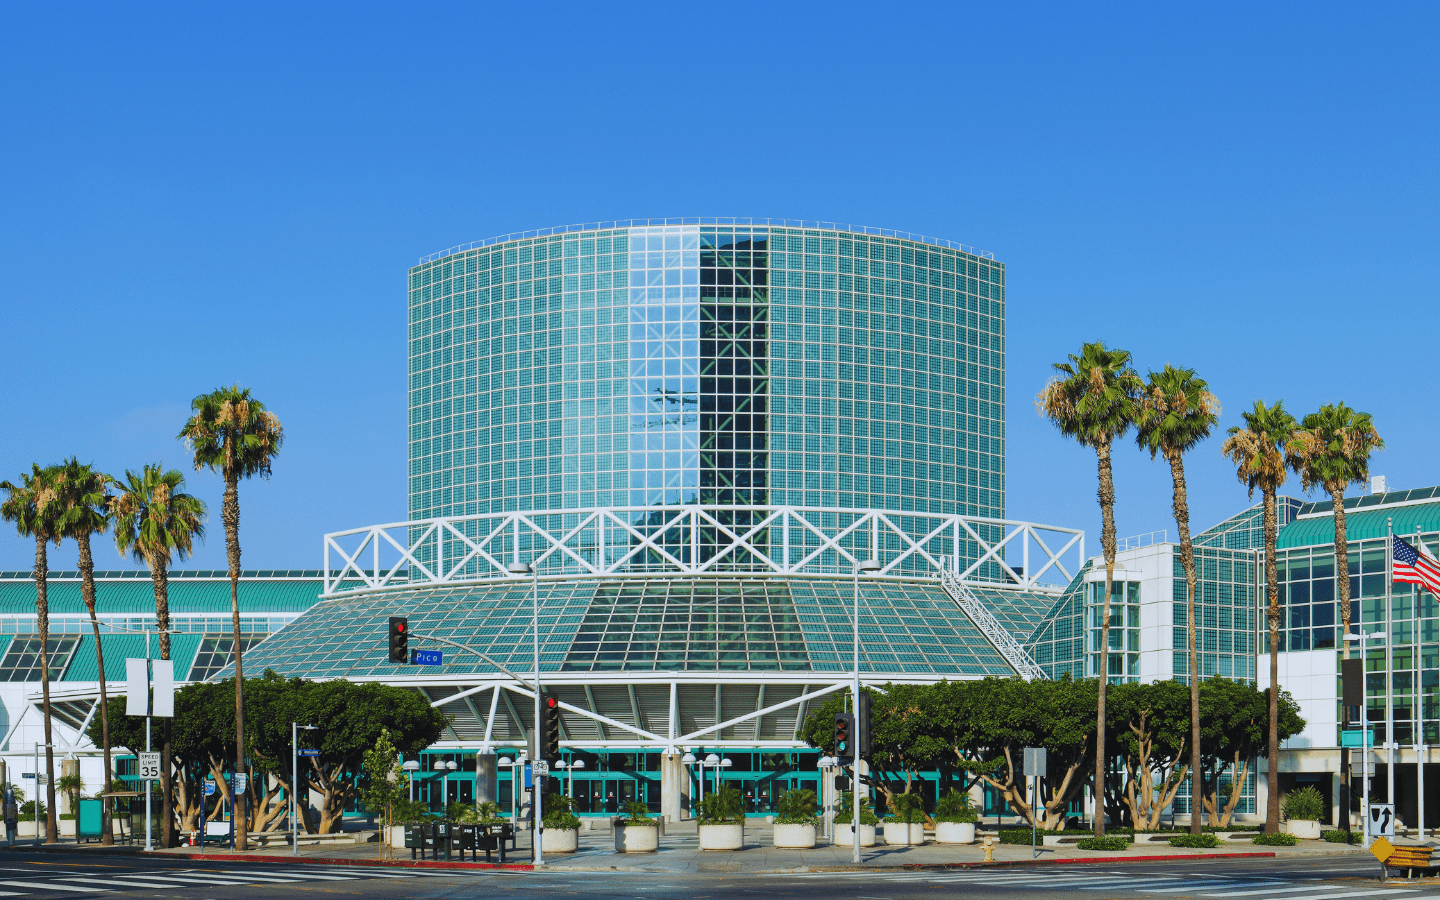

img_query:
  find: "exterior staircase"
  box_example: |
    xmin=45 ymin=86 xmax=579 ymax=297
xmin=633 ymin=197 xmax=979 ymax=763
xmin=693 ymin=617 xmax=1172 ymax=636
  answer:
xmin=936 ymin=560 xmax=1048 ymax=680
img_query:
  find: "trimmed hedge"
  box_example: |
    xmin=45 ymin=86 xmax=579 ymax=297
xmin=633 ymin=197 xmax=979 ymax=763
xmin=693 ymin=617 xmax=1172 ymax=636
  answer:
xmin=1253 ymin=832 xmax=1299 ymax=846
xmin=1168 ymin=833 xmax=1219 ymax=848
xmin=1322 ymin=829 xmax=1362 ymax=844
xmin=1077 ymin=835 xmax=1133 ymax=851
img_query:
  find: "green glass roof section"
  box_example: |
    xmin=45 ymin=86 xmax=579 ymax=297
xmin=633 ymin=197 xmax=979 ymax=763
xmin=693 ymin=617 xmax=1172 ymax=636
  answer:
xmin=1278 ymin=498 xmax=1440 ymax=549
xmin=0 ymin=574 xmax=324 ymax=616
xmin=231 ymin=576 xmax=1019 ymax=681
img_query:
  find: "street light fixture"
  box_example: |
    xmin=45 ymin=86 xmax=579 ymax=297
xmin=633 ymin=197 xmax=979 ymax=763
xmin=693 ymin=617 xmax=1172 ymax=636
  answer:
xmin=292 ymin=723 xmax=318 ymax=856
xmin=569 ymin=760 xmax=585 ymax=800
xmin=1346 ymin=630 xmax=1387 ymax=848
xmin=852 ymin=559 xmax=880 ymax=864
xmin=507 ymin=559 xmax=544 ymax=866
xmin=402 ymin=760 xmax=421 ymax=802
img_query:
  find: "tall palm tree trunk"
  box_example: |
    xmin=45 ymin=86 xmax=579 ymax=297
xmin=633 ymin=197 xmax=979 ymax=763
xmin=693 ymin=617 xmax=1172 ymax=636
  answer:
xmin=75 ymin=534 xmax=113 ymax=844
xmin=1331 ymin=486 xmax=1351 ymax=834
xmin=1263 ymin=489 xmax=1281 ymax=833
xmin=222 ymin=475 xmax=247 ymax=851
xmin=33 ymin=537 xmax=57 ymax=844
xmin=149 ymin=559 xmax=176 ymax=848
xmin=1095 ymin=441 xmax=1117 ymax=838
xmin=1164 ymin=451 xmax=1203 ymax=835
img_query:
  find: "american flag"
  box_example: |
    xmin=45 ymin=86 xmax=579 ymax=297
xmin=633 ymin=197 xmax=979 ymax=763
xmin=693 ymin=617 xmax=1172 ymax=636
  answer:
xmin=1393 ymin=536 xmax=1440 ymax=595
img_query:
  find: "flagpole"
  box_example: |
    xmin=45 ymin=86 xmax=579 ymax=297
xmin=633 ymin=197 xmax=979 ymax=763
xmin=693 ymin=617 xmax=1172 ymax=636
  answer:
xmin=1417 ymin=525 xmax=1426 ymax=841
xmin=1386 ymin=517 xmax=1395 ymax=830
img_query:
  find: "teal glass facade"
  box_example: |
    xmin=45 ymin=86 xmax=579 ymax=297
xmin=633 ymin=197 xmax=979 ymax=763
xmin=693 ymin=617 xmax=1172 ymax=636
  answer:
xmin=406 ymin=219 xmax=1005 ymax=521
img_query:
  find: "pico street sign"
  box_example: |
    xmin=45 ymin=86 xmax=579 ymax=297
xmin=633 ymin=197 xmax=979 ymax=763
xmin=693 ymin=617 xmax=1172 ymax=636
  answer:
xmin=297 ymin=749 xmax=320 ymax=757
xmin=412 ymin=649 xmax=443 ymax=666
xmin=138 ymin=752 xmax=161 ymax=781
xmin=203 ymin=779 xmax=216 ymax=797
xmin=232 ymin=774 xmax=248 ymax=796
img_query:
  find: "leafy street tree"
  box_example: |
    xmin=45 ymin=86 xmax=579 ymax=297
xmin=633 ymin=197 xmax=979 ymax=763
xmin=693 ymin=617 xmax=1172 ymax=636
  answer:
xmin=1107 ymin=680 xmax=1191 ymax=829
xmin=1 ymin=464 xmax=63 ymax=843
xmin=178 ymin=386 xmax=284 ymax=851
xmin=110 ymin=465 xmax=206 ymax=847
xmin=91 ymin=674 xmax=448 ymax=836
xmin=51 ymin=458 xmax=117 ymax=843
xmin=1222 ymin=399 xmax=1301 ymax=834
xmin=1134 ymin=365 xmax=1220 ymax=833
xmin=362 ymin=728 xmax=408 ymax=859
xmin=1037 ymin=341 xmax=1142 ymax=836
xmin=798 ymin=686 xmax=945 ymax=815
xmin=1289 ymin=403 xmax=1383 ymax=834
xmin=1198 ymin=678 xmax=1305 ymax=826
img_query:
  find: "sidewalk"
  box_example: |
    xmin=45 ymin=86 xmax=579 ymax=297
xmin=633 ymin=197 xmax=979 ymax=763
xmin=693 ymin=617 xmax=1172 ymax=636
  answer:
xmin=0 ymin=822 xmax=1369 ymax=873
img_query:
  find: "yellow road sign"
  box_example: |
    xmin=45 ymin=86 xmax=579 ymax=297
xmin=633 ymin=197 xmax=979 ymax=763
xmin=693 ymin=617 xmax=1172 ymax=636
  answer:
xmin=1371 ymin=835 xmax=1394 ymax=863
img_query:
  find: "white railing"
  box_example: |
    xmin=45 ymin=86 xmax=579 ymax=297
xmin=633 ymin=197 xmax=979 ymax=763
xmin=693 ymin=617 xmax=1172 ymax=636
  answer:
xmin=937 ymin=561 xmax=1048 ymax=681
xmin=322 ymin=506 xmax=1083 ymax=598
xmin=1117 ymin=529 xmax=1168 ymax=552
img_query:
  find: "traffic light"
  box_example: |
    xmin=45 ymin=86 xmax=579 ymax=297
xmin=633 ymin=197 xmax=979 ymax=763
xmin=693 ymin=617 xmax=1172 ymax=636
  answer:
xmin=541 ymin=693 xmax=562 ymax=760
xmin=856 ymin=691 xmax=872 ymax=757
xmin=388 ymin=616 xmax=409 ymax=664
xmin=834 ymin=712 xmax=855 ymax=762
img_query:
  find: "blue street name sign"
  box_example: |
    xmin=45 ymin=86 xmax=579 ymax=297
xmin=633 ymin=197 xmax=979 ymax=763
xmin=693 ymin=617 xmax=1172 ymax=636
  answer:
xmin=412 ymin=649 xmax=443 ymax=666
xmin=20 ymin=774 xmax=34 ymax=780
xmin=203 ymin=780 xmax=216 ymax=796
xmin=298 ymin=749 xmax=320 ymax=757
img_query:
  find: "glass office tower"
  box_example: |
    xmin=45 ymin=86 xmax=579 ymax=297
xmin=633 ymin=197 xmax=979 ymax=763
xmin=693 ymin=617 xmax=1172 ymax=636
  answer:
xmin=406 ymin=218 xmax=1006 ymax=521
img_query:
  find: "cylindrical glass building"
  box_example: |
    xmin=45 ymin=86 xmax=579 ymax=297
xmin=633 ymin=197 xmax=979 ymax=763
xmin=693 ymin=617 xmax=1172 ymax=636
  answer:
xmin=406 ymin=218 xmax=1007 ymax=523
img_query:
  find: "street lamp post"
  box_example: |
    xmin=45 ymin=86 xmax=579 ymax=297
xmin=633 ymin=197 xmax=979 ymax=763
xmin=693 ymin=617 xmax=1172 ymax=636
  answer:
xmin=718 ymin=758 xmax=732 ymax=798
xmin=681 ymin=752 xmax=698 ymax=817
xmin=402 ymin=760 xmax=421 ymax=802
xmin=507 ymin=560 xmax=543 ymax=866
xmin=852 ymin=559 xmax=880 ymax=864
xmin=569 ymin=760 xmax=585 ymax=800
xmin=703 ymin=753 xmax=719 ymax=807
xmin=1346 ymin=630 xmax=1386 ymax=849
xmin=291 ymin=723 xmax=317 ymax=856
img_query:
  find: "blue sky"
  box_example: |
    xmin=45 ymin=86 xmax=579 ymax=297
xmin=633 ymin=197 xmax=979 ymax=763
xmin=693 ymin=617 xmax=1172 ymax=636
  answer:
xmin=2 ymin=2 xmax=1436 ymax=572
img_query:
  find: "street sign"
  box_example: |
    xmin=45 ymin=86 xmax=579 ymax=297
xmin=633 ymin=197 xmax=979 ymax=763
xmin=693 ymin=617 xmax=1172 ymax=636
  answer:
xmin=1369 ymin=803 xmax=1395 ymax=837
xmin=1371 ymin=835 xmax=1394 ymax=863
xmin=532 ymin=760 xmax=549 ymax=775
xmin=1023 ymin=747 xmax=1047 ymax=775
xmin=232 ymin=774 xmax=248 ymax=797
xmin=20 ymin=774 xmax=33 ymax=780
xmin=137 ymin=752 xmax=161 ymax=781
xmin=297 ymin=749 xmax=320 ymax=757
xmin=412 ymin=649 xmax=443 ymax=666
xmin=203 ymin=779 xmax=216 ymax=797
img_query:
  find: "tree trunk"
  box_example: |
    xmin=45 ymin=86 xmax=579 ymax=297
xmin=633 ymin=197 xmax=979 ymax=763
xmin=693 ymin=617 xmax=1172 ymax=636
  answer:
xmin=1166 ymin=450 xmax=1203 ymax=834
xmin=1095 ymin=439 xmax=1118 ymax=837
xmin=76 ymin=534 xmax=114 ymax=844
xmin=1331 ymin=484 xmax=1352 ymax=835
xmin=1264 ymin=487 xmax=1281 ymax=834
xmin=34 ymin=536 xmax=57 ymax=844
xmin=222 ymin=473 xmax=248 ymax=851
xmin=148 ymin=558 xmax=177 ymax=848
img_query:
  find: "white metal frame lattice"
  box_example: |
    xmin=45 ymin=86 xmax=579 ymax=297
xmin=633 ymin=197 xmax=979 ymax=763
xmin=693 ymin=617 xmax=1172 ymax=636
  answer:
xmin=322 ymin=506 xmax=1084 ymax=599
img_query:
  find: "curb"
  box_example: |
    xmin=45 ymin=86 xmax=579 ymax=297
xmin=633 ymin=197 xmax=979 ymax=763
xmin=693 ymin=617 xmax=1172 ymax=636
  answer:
xmin=150 ymin=852 xmax=533 ymax=871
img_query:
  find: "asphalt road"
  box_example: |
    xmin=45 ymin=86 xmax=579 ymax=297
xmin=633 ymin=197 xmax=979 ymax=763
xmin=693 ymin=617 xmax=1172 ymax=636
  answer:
xmin=0 ymin=852 xmax=1414 ymax=900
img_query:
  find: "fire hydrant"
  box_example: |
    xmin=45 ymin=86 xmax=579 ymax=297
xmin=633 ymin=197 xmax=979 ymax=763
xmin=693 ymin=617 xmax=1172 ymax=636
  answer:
xmin=982 ymin=834 xmax=996 ymax=862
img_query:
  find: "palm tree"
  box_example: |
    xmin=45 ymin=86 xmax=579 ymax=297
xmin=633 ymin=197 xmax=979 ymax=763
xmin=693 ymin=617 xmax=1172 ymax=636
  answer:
xmin=1289 ymin=403 xmax=1383 ymax=834
xmin=0 ymin=464 xmax=63 ymax=843
xmin=178 ymin=386 xmax=283 ymax=851
xmin=50 ymin=458 xmax=117 ymax=844
xmin=1222 ymin=399 xmax=1301 ymax=835
xmin=111 ymin=465 xmax=206 ymax=849
xmin=1135 ymin=365 xmax=1220 ymax=835
xmin=1037 ymin=341 xmax=1142 ymax=837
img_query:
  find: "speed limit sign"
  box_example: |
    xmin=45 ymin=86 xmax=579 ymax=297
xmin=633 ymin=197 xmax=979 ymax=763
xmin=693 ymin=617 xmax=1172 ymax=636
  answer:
xmin=137 ymin=752 xmax=161 ymax=781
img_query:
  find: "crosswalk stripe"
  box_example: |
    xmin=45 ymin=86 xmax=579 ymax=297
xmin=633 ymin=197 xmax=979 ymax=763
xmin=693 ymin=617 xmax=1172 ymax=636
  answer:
xmin=1208 ymin=887 xmax=1354 ymax=897
xmin=78 ymin=880 xmax=203 ymax=890
xmin=214 ymin=872 xmax=354 ymax=882
xmin=0 ymin=881 xmax=111 ymax=892
xmin=133 ymin=876 xmax=248 ymax=886
xmin=1294 ymin=891 xmax=1417 ymax=899
xmin=1143 ymin=882 xmax=1290 ymax=894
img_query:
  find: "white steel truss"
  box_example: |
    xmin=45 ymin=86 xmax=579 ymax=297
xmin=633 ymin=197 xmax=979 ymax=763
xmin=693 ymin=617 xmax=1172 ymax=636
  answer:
xmin=322 ymin=505 xmax=1084 ymax=598
xmin=937 ymin=560 xmax=1048 ymax=681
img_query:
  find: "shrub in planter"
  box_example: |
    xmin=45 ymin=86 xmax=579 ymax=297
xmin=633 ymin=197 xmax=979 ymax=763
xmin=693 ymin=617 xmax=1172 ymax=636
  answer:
xmin=1168 ymin=833 xmax=1219 ymax=848
xmin=773 ymin=789 xmax=818 ymax=849
xmin=1077 ymin=835 xmax=1133 ymax=851
xmin=1322 ymin=829 xmax=1361 ymax=844
xmin=614 ymin=801 xmax=660 ymax=852
xmin=1252 ymin=832 xmax=1299 ymax=846
xmin=835 ymin=794 xmax=879 ymax=846
xmin=698 ymin=787 xmax=744 ymax=850
xmin=933 ymin=788 xmax=978 ymax=844
xmin=1282 ymin=786 xmax=1325 ymax=839
xmin=542 ymin=795 xmax=582 ymax=853
xmin=882 ymin=792 xmax=926 ymax=845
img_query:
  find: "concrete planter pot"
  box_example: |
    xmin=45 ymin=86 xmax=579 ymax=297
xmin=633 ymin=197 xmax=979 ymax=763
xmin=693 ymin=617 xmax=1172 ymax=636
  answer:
xmin=613 ymin=823 xmax=659 ymax=852
xmin=935 ymin=821 xmax=975 ymax=844
xmin=542 ymin=827 xmax=578 ymax=853
xmin=698 ymin=821 xmax=744 ymax=850
xmin=883 ymin=821 xmax=925 ymax=845
xmin=772 ymin=823 xmax=816 ymax=849
xmin=388 ymin=825 xmax=407 ymax=848
xmin=834 ymin=823 xmax=877 ymax=847
xmin=1285 ymin=819 xmax=1321 ymax=840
